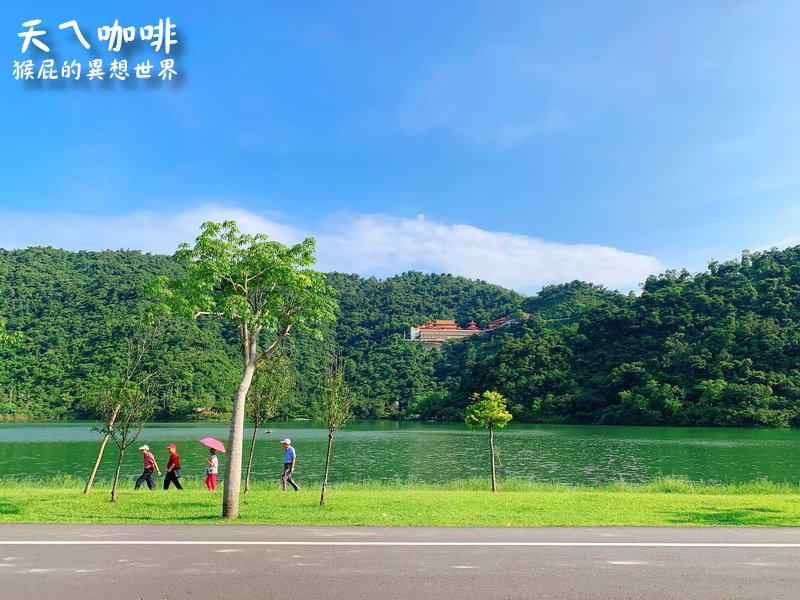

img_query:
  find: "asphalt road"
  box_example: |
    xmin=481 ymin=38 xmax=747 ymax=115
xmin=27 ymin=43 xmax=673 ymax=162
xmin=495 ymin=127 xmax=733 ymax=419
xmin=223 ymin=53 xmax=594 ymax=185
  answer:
xmin=2 ymin=524 xmax=800 ymax=599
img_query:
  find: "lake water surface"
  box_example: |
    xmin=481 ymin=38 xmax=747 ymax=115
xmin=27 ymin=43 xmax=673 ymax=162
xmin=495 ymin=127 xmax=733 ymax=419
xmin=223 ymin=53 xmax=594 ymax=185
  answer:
xmin=1 ymin=421 xmax=799 ymax=486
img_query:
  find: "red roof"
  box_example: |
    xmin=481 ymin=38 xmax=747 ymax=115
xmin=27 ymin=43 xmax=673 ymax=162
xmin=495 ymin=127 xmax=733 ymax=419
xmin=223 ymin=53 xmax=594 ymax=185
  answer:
xmin=415 ymin=314 xmax=530 ymax=333
xmin=418 ymin=320 xmax=462 ymax=330
xmin=487 ymin=313 xmax=531 ymax=329
xmin=487 ymin=316 xmax=513 ymax=329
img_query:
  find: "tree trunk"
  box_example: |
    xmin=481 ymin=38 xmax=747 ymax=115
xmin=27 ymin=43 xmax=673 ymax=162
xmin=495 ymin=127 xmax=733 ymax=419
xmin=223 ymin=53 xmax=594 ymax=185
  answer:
xmin=244 ymin=422 xmax=258 ymax=493
xmin=489 ymin=426 xmax=496 ymax=492
xmin=110 ymin=448 xmax=124 ymax=503
xmin=222 ymin=361 xmax=256 ymax=519
xmin=85 ymin=433 xmax=111 ymax=494
xmin=85 ymin=403 xmax=122 ymax=494
xmin=320 ymin=431 xmax=334 ymax=506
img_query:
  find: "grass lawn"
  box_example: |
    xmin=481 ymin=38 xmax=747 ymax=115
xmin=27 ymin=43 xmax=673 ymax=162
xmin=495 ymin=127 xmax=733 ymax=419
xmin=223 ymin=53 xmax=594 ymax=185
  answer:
xmin=1 ymin=477 xmax=799 ymax=527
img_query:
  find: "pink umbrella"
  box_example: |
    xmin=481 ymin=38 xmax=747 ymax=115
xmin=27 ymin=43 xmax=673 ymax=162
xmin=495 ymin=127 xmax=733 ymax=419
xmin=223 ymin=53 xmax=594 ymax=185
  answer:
xmin=199 ymin=437 xmax=226 ymax=453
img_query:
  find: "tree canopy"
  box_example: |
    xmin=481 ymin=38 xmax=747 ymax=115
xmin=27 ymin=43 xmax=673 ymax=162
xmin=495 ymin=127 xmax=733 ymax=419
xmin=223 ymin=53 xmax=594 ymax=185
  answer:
xmin=156 ymin=220 xmax=338 ymax=518
xmin=465 ymin=391 xmax=513 ymax=432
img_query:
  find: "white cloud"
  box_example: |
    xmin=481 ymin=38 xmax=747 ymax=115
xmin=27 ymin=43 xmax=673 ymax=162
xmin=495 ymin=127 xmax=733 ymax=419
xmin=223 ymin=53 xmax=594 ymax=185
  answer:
xmin=0 ymin=205 xmax=661 ymax=293
xmin=315 ymin=213 xmax=660 ymax=293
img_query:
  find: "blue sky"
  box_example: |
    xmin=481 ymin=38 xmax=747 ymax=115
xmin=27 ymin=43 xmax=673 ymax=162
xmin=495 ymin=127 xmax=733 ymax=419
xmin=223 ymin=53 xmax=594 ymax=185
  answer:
xmin=2 ymin=1 xmax=800 ymax=294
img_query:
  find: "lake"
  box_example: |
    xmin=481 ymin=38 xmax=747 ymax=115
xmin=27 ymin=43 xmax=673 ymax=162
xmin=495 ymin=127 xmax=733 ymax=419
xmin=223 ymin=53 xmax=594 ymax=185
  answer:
xmin=1 ymin=421 xmax=799 ymax=486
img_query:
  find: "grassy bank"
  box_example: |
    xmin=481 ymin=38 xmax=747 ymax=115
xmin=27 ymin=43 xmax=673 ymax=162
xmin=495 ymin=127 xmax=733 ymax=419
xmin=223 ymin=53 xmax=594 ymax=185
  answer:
xmin=1 ymin=477 xmax=799 ymax=527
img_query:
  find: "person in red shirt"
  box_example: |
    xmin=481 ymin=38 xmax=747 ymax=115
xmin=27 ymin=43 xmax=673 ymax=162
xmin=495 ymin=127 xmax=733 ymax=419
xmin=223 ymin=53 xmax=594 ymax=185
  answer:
xmin=135 ymin=445 xmax=161 ymax=490
xmin=163 ymin=443 xmax=183 ymax=490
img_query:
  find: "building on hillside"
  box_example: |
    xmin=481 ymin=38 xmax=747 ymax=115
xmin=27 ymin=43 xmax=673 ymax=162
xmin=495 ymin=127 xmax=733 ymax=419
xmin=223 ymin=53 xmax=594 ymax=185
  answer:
xmin=486 ymin=316 xmax=515 ymax=329
xmin=407 ymin=319 xmax=482 ymax=349
xmin=407 ymin=315 xmax=529 ymax=349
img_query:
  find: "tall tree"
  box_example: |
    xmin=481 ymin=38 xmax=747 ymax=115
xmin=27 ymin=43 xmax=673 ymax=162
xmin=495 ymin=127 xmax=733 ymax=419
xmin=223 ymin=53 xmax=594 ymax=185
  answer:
xmin=156 ymin=221 xmax=338 ymax=519
xmin=315 ymin=350 xmax=352 ymax=506
xmin=465 ymin=391 xmax=512 ymax=491
xmin=244 ymin=352 xmax=293 ymax=493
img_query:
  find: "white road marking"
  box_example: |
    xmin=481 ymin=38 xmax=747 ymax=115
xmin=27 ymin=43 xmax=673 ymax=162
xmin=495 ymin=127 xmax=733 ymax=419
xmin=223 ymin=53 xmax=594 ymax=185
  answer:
xmin=608 ymin=561 xmax=648 ymax=565
xmin=0 ymin=541 xmax=799 ymax=548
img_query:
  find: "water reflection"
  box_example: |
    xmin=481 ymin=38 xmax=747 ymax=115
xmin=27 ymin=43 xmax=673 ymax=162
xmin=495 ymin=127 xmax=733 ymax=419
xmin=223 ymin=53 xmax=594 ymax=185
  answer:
xmin=0 ymin=421 xmax=799 ymax=485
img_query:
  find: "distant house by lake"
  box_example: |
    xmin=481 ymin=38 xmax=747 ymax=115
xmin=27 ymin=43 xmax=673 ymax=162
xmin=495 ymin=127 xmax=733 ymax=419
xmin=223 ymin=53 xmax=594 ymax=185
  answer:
xmin=407 ymin=315 xmax=528 ymax=349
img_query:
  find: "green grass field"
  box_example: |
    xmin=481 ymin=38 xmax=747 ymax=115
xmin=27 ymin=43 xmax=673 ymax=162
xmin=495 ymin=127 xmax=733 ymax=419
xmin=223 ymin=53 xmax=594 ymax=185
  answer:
xmin=1 ymin=476 xmax=799 ymax=527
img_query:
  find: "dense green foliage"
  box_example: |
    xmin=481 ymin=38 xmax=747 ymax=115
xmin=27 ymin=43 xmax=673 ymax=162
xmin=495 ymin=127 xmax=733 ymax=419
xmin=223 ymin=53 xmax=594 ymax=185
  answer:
xmin=0 ymin=248 xmax=240 ymax=419
xmin=0 ymin=248 xmax=521 ymax=421
xmin=327 ymin=271 xmax=523 ymax=417
xmin=444 ymin=248 xmax=800 ymax=427
xmin=5 ymin=245 xmax=800 ymax=427
xmin=520 ymin=280 xmax=626 ymax=320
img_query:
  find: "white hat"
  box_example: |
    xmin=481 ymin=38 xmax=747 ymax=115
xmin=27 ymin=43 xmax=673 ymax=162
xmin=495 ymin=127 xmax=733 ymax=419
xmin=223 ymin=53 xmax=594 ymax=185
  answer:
xmin=280 ymin=439 xmax=291 ymax=444
xmin=139 ymin=445 xmax=149 ymax=451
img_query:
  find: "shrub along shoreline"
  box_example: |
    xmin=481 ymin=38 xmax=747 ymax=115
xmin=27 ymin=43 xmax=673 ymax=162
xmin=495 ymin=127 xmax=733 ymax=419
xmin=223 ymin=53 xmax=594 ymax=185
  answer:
xmin=1 ymin=477 xmax=798 ymax=527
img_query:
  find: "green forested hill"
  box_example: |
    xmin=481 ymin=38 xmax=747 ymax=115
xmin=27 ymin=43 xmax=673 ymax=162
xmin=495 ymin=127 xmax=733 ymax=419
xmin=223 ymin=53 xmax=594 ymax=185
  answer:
xmin=0 ymin=247 xmax=241 ymax=419
xmin=4 ymin=245 xmax=800 ymax=427
xmin=520 ymin=280 xmax=627 ymax=319
xmin=0 ymin=248 xmax=522 ymax=420
xmin=326 ymin=271 xmax=523 ymax=416
xmin=439 ymin=248 xmax=800 ymax=427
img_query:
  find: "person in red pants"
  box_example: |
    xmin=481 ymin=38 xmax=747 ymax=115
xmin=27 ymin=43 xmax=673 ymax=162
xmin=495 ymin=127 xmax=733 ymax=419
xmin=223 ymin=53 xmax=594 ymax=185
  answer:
xmin=205 ymin=448 xmax=218 ymax=491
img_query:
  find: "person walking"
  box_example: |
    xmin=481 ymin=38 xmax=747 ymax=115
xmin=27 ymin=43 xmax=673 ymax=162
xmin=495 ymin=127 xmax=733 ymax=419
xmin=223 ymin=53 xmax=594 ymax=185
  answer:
xmin=135 ymin=445 xmax=161 ymax=490
xmin=280 ymin=438 xmax=300 ymax=491
xmin=163 ymin=444 xmax=183 ymax=490
xmin=205 ymin=447 xmax=218 ymax=491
